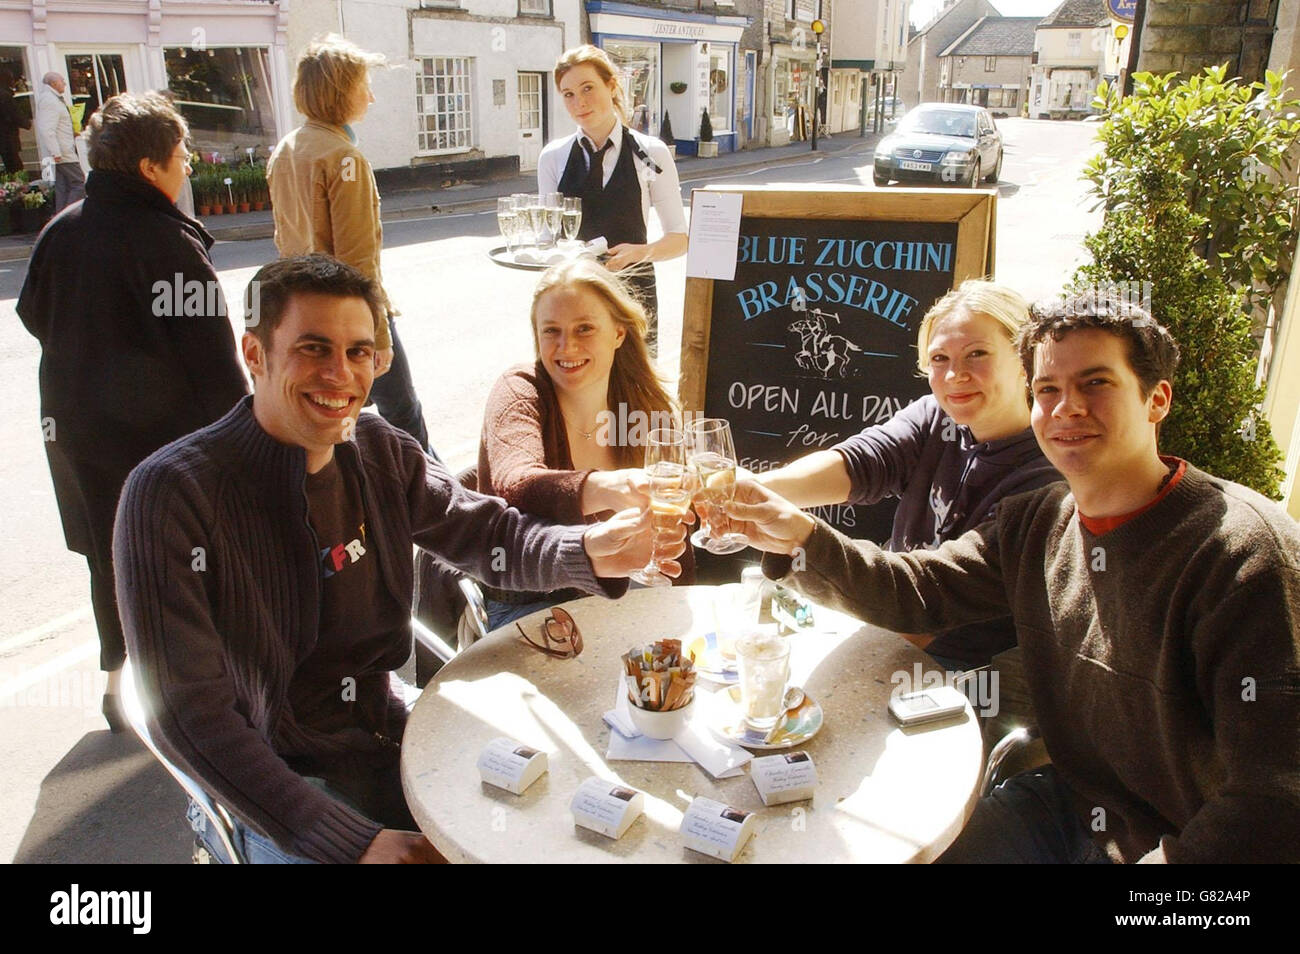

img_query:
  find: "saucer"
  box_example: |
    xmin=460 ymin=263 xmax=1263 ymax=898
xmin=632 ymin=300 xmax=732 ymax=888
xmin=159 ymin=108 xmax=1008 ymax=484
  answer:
xmin=709 ymin=686 xmax=823 ymax=750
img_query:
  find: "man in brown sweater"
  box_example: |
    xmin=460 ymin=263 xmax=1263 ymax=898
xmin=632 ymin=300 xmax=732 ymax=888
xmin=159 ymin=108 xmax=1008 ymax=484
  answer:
xmin=727 ymin=293 xmax=1300 ymax=863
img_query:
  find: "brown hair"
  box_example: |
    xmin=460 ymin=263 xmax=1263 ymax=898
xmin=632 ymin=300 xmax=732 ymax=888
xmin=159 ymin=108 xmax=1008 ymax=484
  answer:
xmin=530 ymin=259 xmax=675 ymax=466
xmin=245 ymin=254 xmax=385 ymax=346
xmin=1018 ymin=291 xmax=1181 ymax=396
xmin=86 ymin=92 xmax=187 ymax=175
xmin=293 ymin=34 xmax=384 ymax=126
xmin=553 ymin=45 xmax=630 ymax=125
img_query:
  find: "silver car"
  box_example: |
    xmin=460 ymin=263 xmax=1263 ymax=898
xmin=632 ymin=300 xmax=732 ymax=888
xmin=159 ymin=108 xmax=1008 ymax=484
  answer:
xmin=872 ymin=103 xmax=1003 ymax=188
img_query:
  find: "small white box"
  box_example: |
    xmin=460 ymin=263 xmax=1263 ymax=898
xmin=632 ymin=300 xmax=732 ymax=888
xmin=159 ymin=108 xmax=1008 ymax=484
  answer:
xmin=476 ymin=737 xmax=548 ymax=795
xmin=749 ymin=751 xmax=818 ymax=806
xmin=679 ymin=796 xmax=758 ymax=862
xmin=569 ymin=777 xmax=645 ymax=839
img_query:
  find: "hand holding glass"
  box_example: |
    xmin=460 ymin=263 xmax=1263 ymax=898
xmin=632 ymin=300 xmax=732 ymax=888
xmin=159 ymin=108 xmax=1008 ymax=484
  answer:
xmin=687 ymin=419 xmax=748 ymax=555
xmin=629 ymin=427 xmax=689 ymax=588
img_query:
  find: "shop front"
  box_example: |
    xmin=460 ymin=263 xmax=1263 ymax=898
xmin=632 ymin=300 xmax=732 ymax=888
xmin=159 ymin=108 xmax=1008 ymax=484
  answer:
xmin=767 ymin=44 xmax=817 ymax=146
xmin=0 ymin=1 xmax=291 ymax=172
xmin=587 ymin=2 xmax=749 ymax=155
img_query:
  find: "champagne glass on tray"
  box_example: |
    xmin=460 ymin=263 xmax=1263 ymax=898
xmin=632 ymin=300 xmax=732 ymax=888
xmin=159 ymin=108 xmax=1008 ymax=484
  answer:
xmin=629 ymin=426 xmax=690 ymax=588
xmin=686 ymin=418 xmax=748 ymax=555
xmin=562 ymin=196 xmax=582 ymax=243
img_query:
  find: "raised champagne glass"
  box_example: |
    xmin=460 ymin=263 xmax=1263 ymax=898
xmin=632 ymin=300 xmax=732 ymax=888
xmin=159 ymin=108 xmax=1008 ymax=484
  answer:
xmin=629 ymin=427 xmax=689 ymax=588
xmin=686 ymin=418 xmax=748 ymax=555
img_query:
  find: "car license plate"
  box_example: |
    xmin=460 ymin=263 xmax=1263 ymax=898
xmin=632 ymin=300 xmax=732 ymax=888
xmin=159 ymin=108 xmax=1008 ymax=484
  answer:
xmin=900 ymin=160 xmax=932 ymax=172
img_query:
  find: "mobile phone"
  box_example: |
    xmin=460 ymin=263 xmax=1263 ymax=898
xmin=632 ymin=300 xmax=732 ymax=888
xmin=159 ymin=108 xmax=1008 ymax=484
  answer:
xmin=888 ymin=686 xmax=968 ymax=726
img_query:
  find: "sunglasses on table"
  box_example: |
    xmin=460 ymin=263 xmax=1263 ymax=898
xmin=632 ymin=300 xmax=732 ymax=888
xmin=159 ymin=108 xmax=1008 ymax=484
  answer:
xmin=516 ymin=607 xmax=584 ymax=659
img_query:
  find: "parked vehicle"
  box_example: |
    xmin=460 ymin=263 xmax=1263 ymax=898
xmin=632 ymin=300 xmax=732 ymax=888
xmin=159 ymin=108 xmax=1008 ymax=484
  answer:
xmin=872 ymin=103 xmax=1003 ymax=188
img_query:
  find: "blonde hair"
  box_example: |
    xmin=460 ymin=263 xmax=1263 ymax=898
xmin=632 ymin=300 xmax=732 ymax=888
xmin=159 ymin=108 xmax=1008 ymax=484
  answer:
xmin=914 ymin=279 xmax=1031 ymax=374
xmin=553 ymin=45 xmax=630 ymax=125
xmin=293 ymin=34 xmax=385 ymax=126
xmin=531 ymin=259 xmax=675 ymax=467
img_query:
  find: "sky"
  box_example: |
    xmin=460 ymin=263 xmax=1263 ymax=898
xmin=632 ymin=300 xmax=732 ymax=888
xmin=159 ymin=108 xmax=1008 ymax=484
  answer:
xmin=909 ymin=0 xmax=1064 ymax=29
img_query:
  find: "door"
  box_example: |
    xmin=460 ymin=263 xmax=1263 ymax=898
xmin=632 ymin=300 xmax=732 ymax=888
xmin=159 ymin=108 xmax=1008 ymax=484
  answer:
xmin=517 ymin=72 xmax=544 ymax=173
xmin=64 ymin=53 xmax=127 ymax=128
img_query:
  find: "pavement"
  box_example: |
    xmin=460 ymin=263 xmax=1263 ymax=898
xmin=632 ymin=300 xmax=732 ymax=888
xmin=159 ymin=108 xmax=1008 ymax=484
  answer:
xmin=0 ymin=131 xmax=882 ymax=262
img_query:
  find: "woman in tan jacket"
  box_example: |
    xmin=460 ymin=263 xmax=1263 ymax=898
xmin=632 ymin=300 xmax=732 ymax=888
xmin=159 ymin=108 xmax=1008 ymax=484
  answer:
xmin=267 ymin=35 xmax=432 ymax=453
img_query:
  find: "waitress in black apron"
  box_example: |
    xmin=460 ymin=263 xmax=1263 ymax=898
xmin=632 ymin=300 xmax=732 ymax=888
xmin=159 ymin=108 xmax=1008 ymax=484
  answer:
xmin=538 ymin=45 xmax=688 ymax=356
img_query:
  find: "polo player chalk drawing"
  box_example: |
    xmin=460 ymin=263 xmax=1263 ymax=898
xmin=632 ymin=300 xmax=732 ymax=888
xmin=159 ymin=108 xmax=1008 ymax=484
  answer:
xmin=789 ymin=307 xmax=863 ymax=379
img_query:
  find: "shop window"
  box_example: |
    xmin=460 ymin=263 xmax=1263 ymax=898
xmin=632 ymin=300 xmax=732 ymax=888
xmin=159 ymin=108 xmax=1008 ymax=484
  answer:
xmin=1067 ymin=33 xmax=1082 ymax=57
xmin=605 ymin=42 xmax=659 ymax=135
xmin=416 ymin=57 xmax=474 ymax=153
xmin=65 ymin=53 xmax=125 ymax=126
xmin=709 ymin=49 xmax=731 ymax=132
xmin=985 ymin=57 xmax=996 ymax=72
xmin=164 ymin=47 xmax=275 ymax=157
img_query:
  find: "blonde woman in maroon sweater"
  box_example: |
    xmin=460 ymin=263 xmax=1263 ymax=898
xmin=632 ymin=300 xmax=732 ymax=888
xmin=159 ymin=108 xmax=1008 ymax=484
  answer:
xmin=478 ymin=258 xmax=689 ymax=629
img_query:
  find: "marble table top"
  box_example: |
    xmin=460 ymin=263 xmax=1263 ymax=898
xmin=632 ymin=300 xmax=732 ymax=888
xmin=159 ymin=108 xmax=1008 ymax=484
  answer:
xmin=401 ymin=585 xmax=983 ymax=863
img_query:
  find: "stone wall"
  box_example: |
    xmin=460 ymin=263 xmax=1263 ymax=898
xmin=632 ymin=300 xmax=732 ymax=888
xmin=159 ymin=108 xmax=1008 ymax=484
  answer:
xmin=1137 ymin=0 xmax=1276 ymax=80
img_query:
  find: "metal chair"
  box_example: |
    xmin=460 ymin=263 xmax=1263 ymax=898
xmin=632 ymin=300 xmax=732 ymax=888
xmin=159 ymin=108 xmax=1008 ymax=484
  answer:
xmin=981 ymin=724 xmax=1043 ymax=797
xmin=411 ymin=577 xmax=489 ymax=668
xmin=120 ymin=655 xmax=248 ymax=864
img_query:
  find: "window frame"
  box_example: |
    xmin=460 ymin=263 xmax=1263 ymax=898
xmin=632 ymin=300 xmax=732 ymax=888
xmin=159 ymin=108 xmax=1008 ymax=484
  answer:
xmin=415 ymin=56 xmax=475 ymax=156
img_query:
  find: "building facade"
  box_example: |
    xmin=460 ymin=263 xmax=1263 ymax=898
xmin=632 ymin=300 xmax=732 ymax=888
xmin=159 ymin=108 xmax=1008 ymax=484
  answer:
xmin=937 ymin=14 xmax=1035 ymax=113
xmin=900 ymin=0 xmax=999 ymax=108
xmin=831 ymin=0 xmax=909 ymax=133
xmin=0 ymin=0 xmax=291 ymax=171
xmin=1028 ymin=0 xmax=1127 ymax=119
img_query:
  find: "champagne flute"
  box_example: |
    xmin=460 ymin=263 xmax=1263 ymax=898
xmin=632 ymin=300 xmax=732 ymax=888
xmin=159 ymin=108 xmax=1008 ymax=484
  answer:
xmin=512 ymin=194 xmax=536 ymax=247
xmin=544 ymin=192 xmax=563 ymax=248
xmin=562 ymin=196 xmax=582 ymax=242
xmin=497 ymin=197 xmax=517 ymax=252
xmin=629 ymin=427 xmax=689 ymax=588
xmin=686 ymin=418 xmax=748 ymax=555
xmin=526 ymin=194 xmax=547 ymax=244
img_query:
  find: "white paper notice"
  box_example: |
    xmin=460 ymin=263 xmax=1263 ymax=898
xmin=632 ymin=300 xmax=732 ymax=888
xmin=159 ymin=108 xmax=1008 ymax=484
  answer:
xmin=686 ymin=192 xmax=744 ymax=281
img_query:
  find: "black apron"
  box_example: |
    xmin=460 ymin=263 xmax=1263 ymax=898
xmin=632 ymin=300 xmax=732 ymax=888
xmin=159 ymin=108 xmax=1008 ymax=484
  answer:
xmin=556 ymin=127 xmax=660 ymax=343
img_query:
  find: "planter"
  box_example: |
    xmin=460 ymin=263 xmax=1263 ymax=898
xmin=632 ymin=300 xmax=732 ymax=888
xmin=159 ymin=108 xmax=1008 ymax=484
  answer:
xmin=14 ymin=203 xmax=52 ymax=233
xmin=209 ymin=203 xmax=223 ymax=215
xmin=0 ymin=203 xmax=10 ymax=236
xmin=697 ymin=141 xmax=718 ymax=158
xmin=224 ymin=203 xmax=236 ymax=215
xmin=666 ymin=145 xmax=677 ymax=158
xmin=252 ymin=200 xmax=265 ymax=212
xmin=669 ymin=82 xmax=688 ymax=94
xmin=197 ymin=204 xmax=212 ymax=217
xmin=238 ymin=202 xmax=250 ymax=214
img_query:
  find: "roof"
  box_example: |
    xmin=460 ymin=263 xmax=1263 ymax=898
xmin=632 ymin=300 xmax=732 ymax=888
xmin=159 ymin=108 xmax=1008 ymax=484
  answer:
xmin=1038 ymin=0 xmax=1110 ymax=28
xmin=939 ymin=16 xmax=1040 ymax=57
xmin=915 ymin=0 xmax=1004 ymax=37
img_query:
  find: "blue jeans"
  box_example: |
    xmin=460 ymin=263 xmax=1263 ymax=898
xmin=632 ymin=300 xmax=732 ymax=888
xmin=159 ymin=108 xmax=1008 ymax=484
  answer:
xmin=187 ymin=781 xmax=342 ymax=865
xmin=487 ymin=595 xmax=565 ymax=633
xmin=368 ymin=316 xmax=435 ymax=459
xmin=937 ymin=765 xmax=1113 ymax=864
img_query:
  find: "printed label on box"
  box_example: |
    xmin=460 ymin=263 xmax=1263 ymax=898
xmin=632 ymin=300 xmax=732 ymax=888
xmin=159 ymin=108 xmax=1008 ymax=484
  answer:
xmin=477 ymin=736 xmax=548 ymax=795
xmin=569 ymin=776 xmax=645 ymax=839
xmin=679 ymin=796 xmax=757 ymax=862
xmin=750 ymin=751 xmax=818 ymax=805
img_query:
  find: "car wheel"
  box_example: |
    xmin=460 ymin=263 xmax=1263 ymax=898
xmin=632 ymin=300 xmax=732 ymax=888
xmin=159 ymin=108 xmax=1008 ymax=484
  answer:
xmin=985 ymin=150 xmax=1002 ymax=184
xmin=967 ymin=159 xmax=981 ymax=188
xmin=873 ymin=168 xmax=889 ymax=187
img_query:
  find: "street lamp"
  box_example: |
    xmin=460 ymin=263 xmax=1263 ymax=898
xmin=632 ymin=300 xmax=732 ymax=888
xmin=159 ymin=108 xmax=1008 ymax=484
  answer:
xmin=811 ymin=18 xmax=825 ymax=151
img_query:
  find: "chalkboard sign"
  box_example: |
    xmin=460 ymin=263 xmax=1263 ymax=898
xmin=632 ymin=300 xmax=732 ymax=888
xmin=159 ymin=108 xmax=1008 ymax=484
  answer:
xmin=679 ymin=185 xmax=997 ymax=542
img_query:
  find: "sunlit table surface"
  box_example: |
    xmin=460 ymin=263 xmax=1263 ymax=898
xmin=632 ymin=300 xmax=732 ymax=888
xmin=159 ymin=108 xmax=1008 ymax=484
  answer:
xmin=401 ymin=585 xmax=983 ymax=863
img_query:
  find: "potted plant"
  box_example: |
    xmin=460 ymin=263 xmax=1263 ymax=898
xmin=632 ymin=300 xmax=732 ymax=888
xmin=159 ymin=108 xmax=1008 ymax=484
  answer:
xmin=669 ymin=82 xmax=687 ymax=95
xmin=659 ymin=112 xmax=676 ymax=158
xmin=221 ymin=174 xmax=236 ymax=215
xmin=697 ymin=108 xmax=717 ymax=158
xmin=193 ymin=172 xmax=213 ymax=216
xmin=236 ymin=167 xmax=252 ymax=214
xmin=16 ymin=187 xmax=51 ymax=233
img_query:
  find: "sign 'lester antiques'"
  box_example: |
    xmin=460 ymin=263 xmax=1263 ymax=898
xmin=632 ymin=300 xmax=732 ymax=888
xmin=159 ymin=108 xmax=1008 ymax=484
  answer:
xmin=679 ymin=185 xmax=996 ymax=543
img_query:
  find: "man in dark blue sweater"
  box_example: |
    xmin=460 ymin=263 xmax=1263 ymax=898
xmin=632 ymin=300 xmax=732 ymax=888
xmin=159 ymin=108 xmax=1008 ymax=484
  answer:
xmin=113 ymin=255 xmax=681 ymax=864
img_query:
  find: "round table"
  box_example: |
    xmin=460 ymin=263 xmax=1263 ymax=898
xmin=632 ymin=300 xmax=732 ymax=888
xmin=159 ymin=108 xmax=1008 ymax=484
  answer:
xmin=402 ymin=585 xmax=984 ymax=863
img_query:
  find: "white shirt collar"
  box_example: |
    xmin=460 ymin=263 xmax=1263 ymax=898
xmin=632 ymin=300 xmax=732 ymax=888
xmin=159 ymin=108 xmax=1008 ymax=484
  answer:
xmin=578 ymin=122 xmax=624 ymax=166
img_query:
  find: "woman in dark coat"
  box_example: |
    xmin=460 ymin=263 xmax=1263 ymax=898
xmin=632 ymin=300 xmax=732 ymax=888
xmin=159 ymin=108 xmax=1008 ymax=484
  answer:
xmin=17 ymin=92 xmax=248 ymax=729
